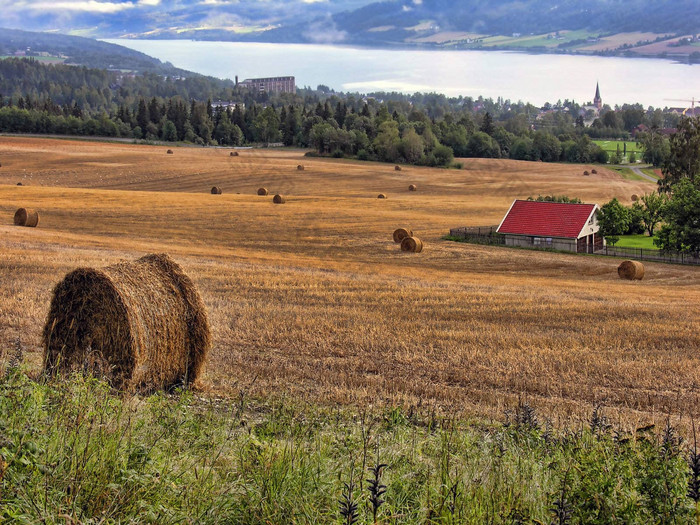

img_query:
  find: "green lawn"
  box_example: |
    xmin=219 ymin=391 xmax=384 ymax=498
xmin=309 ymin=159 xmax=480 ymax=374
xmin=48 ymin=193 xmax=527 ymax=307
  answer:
xmin=609 ymin=166 xmax=646 ymax=181
xmin=615 ymin=234 xmax=659 ymax=250
xmin=593 ymin=140 xmax=644 ymax=154
xmin=641 ymin=168 xmax=662 ymax=180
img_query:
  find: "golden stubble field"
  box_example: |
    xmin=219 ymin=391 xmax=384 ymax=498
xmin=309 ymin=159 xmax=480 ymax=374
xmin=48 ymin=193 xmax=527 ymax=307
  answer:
xmin=1 ymin=136 xmax=698 ymax=428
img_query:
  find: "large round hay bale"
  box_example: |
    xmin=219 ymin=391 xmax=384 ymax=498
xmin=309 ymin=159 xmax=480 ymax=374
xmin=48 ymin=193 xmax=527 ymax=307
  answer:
xmin=16 ymin=182 xmax=22 ymax=186
xmin=401 ymin=236 xmax=423 ymax=253
xmin=583 ymin=170 xmax=590 ymax=176
xmin=211 ymin=186 xmax=222 ymax=195
xmin=257 ymin=187 xmax=268 ymax=196
xmin=394 ymin=165 xmax=402 ymax=171
xmin=14 ymin=208 xmax=39 ymax=227
xmin=393 ymin=228 xmax=413 ymax=243
xmin=297 ymin=164 xmax=305 ymax=171
xmin=377 ymin=193 xmax=387 ymax=199
xmin=617 ymin=260 xmax=645 ymax=280
xmin=230 ymin=151 xmax=239 ymax=157
xmin=42 ymin=253 xmax=211 ymax=392
xmin=591 ymin=169 xmax=598 ymax=174
xmin=408 ymin=184 xmax=417 ymax=191
xmin=631 ymin=194 xmax=639 ymax=202
xmin=273 ymin=194 xmax=286 ymax=204
xmin=167 ymin=149 xmax=174 ymax=154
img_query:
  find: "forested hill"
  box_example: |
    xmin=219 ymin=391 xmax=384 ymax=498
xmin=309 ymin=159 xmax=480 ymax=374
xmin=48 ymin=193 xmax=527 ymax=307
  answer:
xmin=0 ymin=28 xmax=187 ymax=74
xmin=327 ymin=0 xmax=700 ymax=42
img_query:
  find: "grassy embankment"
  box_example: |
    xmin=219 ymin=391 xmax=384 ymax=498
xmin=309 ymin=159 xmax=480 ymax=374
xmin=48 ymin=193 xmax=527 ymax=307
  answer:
xmin=1 ymin=368 xmax=698 ymax=524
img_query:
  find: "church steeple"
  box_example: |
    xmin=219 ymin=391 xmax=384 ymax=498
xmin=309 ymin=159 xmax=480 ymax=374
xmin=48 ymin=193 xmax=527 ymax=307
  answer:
xmin=594 ymin=82 xmax=602 ymax=111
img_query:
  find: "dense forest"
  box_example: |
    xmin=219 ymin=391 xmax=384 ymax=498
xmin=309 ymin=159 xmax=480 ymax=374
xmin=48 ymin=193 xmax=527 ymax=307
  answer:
xmin=0 ymin=58 xmax=682 ymax=167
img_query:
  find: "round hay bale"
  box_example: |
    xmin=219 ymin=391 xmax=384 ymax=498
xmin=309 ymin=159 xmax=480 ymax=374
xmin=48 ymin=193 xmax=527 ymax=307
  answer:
xmin=394 ymin=165 xmax=402 ymax=171
xmin=273 ymin=194 xmax=286 ymax=204
xmin=257 ymin=187 xmax=269 ymax=196
xmin=167 ymin=149 xmax=174 ymax=154
xmin=377 ymin=193 xmax=387 ymax=199
xmin=401 ymin=236 xmax=423 ymax=253
xmin=631 ymin=194 xmax=639 ymax=201
xmin=583 ymin=170 xmax=590 ymax=176
xmin=211 ymin=186 xmax=222 ymax=195
xmin=14 ymin=208 xmax=39 ymax=227
xmin=408 ymin=184 xmax=417 ymax=191
xmin=297 ymin=164 xmax=305 ymax=171
xmin=393 ymin=228 xmax=413 ymax=243
xmin=617 ymin=260 xmax=645 ymax=280
xmin=230 ymin=151 xmax=239 ymax=157
xmin=16 ymin=182 xmax=22 ymax=186
xmin=42 ymin=253 xmax=211 ymax=392
xmin=591 ymin=169 xmax=598 ymax=174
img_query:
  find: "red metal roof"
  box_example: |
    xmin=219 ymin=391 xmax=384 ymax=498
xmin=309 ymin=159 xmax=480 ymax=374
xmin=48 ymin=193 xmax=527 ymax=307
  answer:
xmin=497 ymin=200 xmax=596 ymax=238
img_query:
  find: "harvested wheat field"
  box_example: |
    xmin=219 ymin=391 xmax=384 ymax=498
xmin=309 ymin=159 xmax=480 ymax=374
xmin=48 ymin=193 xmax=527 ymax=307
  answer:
xmin=0 ymin=137 xmax=698 ymax=429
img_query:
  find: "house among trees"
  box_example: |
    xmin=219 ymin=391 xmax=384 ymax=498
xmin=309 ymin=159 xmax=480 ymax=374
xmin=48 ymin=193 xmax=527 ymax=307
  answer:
xmin=496 ymin=200 xmax=604 ymax=253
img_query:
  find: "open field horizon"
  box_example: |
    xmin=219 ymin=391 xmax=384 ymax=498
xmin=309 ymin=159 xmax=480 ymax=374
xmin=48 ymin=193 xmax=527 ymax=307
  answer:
xmin=1 ymin=136 xmax=698 ymax=430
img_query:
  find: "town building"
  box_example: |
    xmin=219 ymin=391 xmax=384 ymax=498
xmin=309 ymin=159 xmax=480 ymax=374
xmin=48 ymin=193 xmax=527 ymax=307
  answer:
xmin=236 ymin=76 xmax=296 ymax=94
xmin=593 ymin=82 xmax=602 ymax=111
xmin=496 ymin=199 xmax=604 ymax=253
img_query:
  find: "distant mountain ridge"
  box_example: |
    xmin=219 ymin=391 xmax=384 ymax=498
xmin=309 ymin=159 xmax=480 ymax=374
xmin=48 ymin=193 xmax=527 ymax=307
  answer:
xmin=1 ymin=0 xmax=699 ymax=59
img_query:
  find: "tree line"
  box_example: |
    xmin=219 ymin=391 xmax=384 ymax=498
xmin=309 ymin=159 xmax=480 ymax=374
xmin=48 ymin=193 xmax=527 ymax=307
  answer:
xmin=0 ymin=57 xmax=688 ymax=168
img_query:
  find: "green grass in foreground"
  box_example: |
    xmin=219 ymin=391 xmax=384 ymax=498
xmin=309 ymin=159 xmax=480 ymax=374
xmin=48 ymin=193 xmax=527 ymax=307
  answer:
xmin=1 ymin=368 xmax=698 ymax=524
xmin=615 ymin=234 xmax=660 ymax=250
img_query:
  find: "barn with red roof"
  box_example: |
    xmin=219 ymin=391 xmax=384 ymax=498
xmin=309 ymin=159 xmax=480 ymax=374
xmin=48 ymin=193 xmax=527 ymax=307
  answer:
xmin=496 ymin=200 xmax=604 ymax=253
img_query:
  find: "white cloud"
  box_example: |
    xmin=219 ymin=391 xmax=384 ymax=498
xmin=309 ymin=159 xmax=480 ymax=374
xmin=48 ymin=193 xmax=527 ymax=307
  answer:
xmin=302 ymin=14 xmax=346 ymax=44
xmin=27 ymin=0 xmax=137 ymax=13
xmin=138 ymin=0 xmax=160 ymax=5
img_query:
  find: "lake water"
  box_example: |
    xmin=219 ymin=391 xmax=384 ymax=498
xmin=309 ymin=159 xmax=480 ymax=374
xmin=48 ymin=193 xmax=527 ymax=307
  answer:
xmin=106 ymin=39 xmax=700 ymax=109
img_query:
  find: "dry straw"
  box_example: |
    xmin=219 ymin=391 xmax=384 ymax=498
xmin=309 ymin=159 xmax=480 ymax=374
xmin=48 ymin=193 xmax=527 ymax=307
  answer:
xmin=167 ymin=149 xmax=174 ymax=154
xmin=211 ymin=186 xmax=223 ymax=194
xmin=14 ymin=208 xmax=39 ymax=227
xmin=377 ymin=193 xmax=387 ymax=199
xmin=394 ymin=165 xmax=402 ymax=171
xmin=393 ymin=228 xmax=413 ymax=243
xmin=408 ymin=184 xmax=417 ymax=191
xmin=42 ymin=253 xmax=211 ymax=392
xmin=273 ymin=194 xmax=286 ymax=204
xmin=297 ymin=165 xmax=305 ymax=171
xmin=617 ymin=260 xmax=644 ymax=280
xmin=257 ymin=187 xmax=269 ymax=196
xmin=401 ymin=236 xmax=423 ymax=253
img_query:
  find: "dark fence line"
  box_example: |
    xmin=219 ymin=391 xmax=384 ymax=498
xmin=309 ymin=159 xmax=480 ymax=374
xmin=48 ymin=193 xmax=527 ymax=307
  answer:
xmin=601 ymin=245 xmax=700 ymax=265
xmin=448 ymin=226 xmax=505 ymax=245
xmin=448 ymin=226 xmax=700 ymax=266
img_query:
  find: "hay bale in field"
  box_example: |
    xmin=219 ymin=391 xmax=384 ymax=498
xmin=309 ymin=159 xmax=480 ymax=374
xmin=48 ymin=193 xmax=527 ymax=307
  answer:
xmin=583 ymin=170 xmax=590 ymax=176
xmin=393 ymin=228 xmax=413 ymax=243
xmin=394 ymin=165 xmax=402 ymax=171
xmin=297 ymin=164 xmax=305 ymax=171
xmin=42 ymin=253 xmax=211 ymax=392
xmin=631 ymin=194 xmax=639 ymax=201
xmin=617 ymin=260 xmax=645 ymax=280
xmin=377 ymin=193 xmax=387 ymax=199
xmin=16 ymin=182 xmax=22 ymax=186
xmin=230 ymin=151 xmax=239 ymax=157
xmin=257 ymin=187 xmax=269 ymax=196
xmin=401 ymin=236 xmax=423 ymax=253
xmin=167 ymin=149 xmax=174 ymax=154
xmin=14 ymin=208 xmax=39 ymax=227
xmin=211 ymin=186 xmax=222 ymax=195
xmin=408 ymin=184 xmax=417 ymax=191
xmin=591 ymin=169 xmax=598 ymax=174
xmin=273 ymin=194 xmax=286 ymax=204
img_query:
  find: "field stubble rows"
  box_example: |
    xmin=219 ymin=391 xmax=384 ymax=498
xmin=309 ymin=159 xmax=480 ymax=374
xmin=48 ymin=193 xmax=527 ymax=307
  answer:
xmin=0 ymin=137 xmax=698 ymax=428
